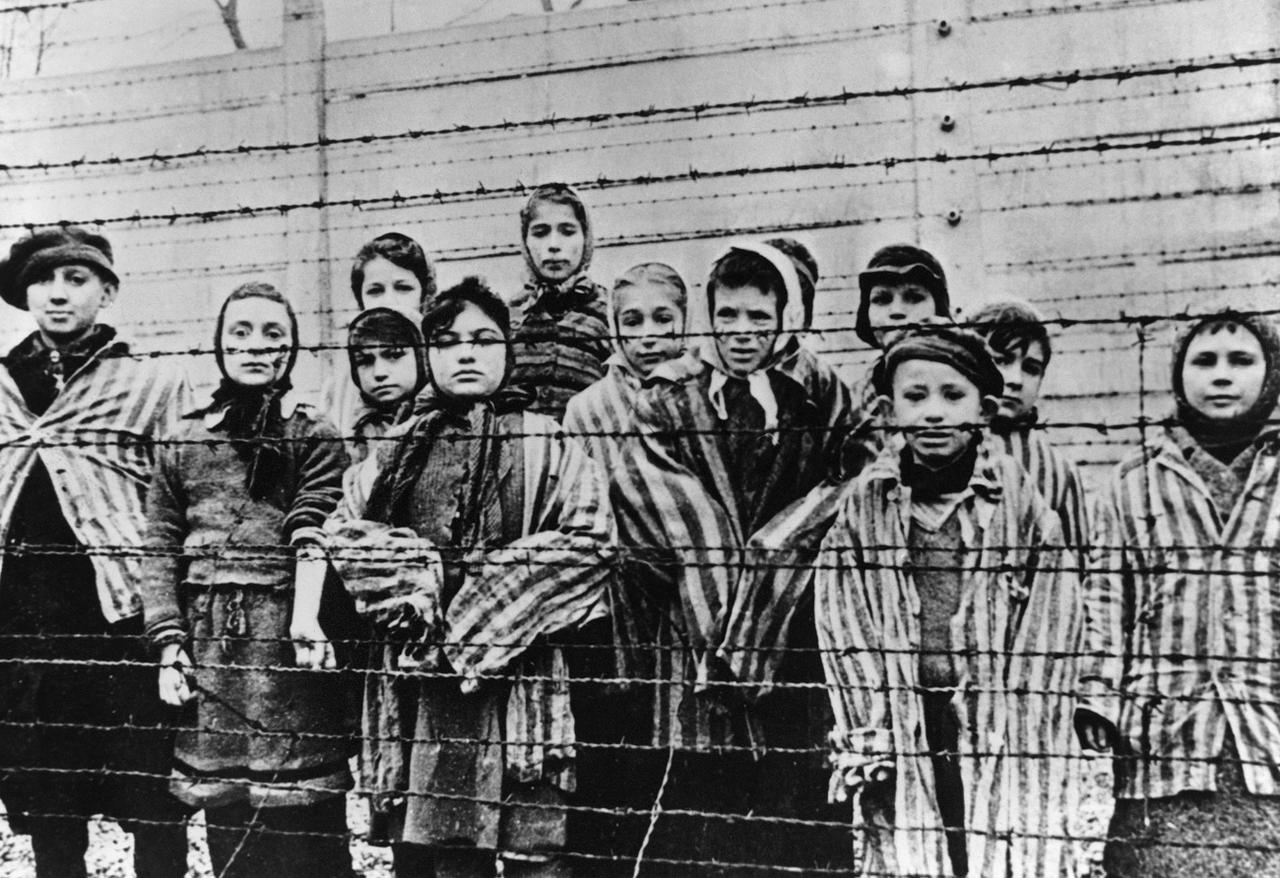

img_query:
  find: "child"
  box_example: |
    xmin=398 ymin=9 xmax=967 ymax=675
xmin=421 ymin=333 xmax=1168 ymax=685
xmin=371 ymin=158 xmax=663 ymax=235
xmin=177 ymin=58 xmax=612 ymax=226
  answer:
xmin=324 ymin=232 xmax=437 ymax=455
xmin=613 ymin=241 xmax=858 ymax=875
xmin=141 ymin=282 xmax=356 ymax=878
xmin=0 ymin=227 xmax=191 ymax=878
xmin=970 ymin=298 xmax=1088 ymax=547
xmin=722 ymin=243 xmax=953 ymax=698
xmin=1078 ymin=304 xmax=1280 ymax=876
xmin=325 ymin=277 xmax=614 ymax=878
xmin=508 ymin=183 xmax=611 ymax=421
xmin=817 ymin=327 xmax=1083 ymax=877
xmin=562 ymin=262 xmax=698 ymax=874
xmin=345 ymin=306 xmax=427 ymax=465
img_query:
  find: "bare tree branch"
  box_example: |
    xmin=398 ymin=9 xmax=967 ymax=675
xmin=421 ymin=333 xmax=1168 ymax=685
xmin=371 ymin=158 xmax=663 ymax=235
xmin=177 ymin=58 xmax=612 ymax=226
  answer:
xmin=212 ymin=0 xmax=248 ymax=50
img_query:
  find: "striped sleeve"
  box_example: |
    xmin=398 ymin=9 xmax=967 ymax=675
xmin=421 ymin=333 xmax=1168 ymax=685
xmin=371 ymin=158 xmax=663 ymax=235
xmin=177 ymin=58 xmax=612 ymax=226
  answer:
xmin=445 ymin=420 xmax=616 ymax=677
xmin=814 ymin=490 xmax=894 ymax=780
xmin=1077 ymin=475 xmax=1131 ymax=726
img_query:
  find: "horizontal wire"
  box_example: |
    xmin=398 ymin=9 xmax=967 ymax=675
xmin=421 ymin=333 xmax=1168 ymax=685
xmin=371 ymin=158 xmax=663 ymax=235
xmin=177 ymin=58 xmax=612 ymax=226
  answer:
xmin=5 ymin=48 xmax=1275 ymax=176
xmin=9 ymin=124 xmax=1274 ymax=231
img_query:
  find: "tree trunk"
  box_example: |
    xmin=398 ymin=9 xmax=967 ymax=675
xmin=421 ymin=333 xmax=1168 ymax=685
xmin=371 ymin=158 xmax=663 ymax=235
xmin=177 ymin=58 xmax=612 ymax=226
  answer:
xmin=212 ymin=0 xmax=249 ymax=50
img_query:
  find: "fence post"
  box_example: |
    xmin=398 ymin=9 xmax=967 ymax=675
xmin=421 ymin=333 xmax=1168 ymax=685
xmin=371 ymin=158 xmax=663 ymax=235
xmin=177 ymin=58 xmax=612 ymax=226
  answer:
xmin=281 ymin=0 xmax=331 ymax=396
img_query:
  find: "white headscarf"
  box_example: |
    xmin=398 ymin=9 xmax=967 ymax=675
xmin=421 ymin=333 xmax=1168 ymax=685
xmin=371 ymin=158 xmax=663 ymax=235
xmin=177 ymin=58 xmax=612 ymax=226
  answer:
xmin=701 ymin=241 xmax=807 ymax=443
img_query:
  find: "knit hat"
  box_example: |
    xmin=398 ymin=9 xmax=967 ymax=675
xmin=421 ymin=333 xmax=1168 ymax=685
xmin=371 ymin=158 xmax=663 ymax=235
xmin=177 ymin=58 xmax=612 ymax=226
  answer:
xmin=519 ymin=183 xmax=595 ymax=286
xmin=347 ymin=307 xmax=427 ymax=405
xmin=1170 ymin=301 xmax=1280 ymax=449
xmin=873 ymin=326 xmax=1003 ymax=400
xmin=855 ymin=243 xmax=950 ymax=347
xmin=0 ymin=227 xmax=119 ymax=310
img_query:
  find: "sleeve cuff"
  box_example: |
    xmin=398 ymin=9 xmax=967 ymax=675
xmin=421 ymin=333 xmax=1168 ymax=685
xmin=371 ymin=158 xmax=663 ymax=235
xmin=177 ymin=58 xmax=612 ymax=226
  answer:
xmin=150 ymin=627 xmax=188 ymax=652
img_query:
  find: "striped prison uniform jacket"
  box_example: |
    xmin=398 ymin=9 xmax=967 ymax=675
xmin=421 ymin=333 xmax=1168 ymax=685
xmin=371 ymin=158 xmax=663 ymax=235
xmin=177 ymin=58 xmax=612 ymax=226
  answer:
xmin=327 ymin=409 xmax=616 ymax=787
xmin=1080 ymin=426 xmax=1280 ymax=799
xmin=0 ymin=335 xmax=190 ymax=622
xmin=817 ymin=444 xmax=1085 ymax=878
xmin=602 ymin=346 xmax=857 ymax=748
xmin=723 ymin=414 xmax=1091 ymax=697
xmin=508 ymin=278 xmax=611 ymax=422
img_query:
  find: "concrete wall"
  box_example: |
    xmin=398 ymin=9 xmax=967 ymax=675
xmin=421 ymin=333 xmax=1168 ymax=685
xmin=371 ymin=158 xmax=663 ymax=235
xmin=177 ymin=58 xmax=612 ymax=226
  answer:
xmin=2 ymin=0 xmax=1276 ymax=479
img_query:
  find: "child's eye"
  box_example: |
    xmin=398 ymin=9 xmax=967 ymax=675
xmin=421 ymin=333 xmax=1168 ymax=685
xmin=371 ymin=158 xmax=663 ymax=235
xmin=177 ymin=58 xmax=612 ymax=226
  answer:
xmin=1228 ymin=352 xmax=1258 ymax=367
xmin=1023 ymin=361 xmax=1043 ymax=377
xmin=432 ymin=334 xmax=461 ymax=349
xmin=620 ymin=314 xmax=643 ymax=328
xmin=354 ymin=353 xmax=375 ymax=368
xmin=870 ymin=291 xmax=892 ymax=307
xmin=557 ymin=224 xmax=581 ymax=237
xmin=902 ymin=288 xmax=928 ymax=305
xmin=383 ymin=347 xmax=407 ymax=360
xmin=1188 ymin=353 xmax=1217 ymax=367
xmin=903 ymin=390 xmax=926 ymax=402
xmin=473 ymin=334 xmax=504 ymax=348
xmin=528 ymin=224 xmax=551 ymax=238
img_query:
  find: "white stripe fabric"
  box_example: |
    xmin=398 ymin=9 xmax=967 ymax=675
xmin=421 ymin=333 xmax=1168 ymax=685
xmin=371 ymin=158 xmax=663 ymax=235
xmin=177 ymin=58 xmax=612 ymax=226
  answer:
xmin=0 ymin=340 xmax=190 ymax=621
xmin=817 ymin=445 xmax=1084 ymax=877
xmin=1081 ymin=427 xmax=1280 ymax=798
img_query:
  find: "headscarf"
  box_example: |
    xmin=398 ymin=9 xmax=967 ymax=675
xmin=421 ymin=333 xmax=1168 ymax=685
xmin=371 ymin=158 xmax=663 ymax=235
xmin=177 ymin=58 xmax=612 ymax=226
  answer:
xmin=513 ymin=182 xmax=602 ymax=320
xmin=0 ymin=226 xmax=119 ymax=310
xmin=701 ymin=240 xmax=808 ymax=441
xmin=855 ymin=243 xmax=951 ymax=348
xmin=872 ymin=326 xmax=1004 ymax=400
xmin=347 ymin=307 xmax=427 ymax=410
xmin=190 ymin=282 xmax=300 ymax=501
xmin=1170 ymin=301 xmax=1280 ymax=456
xmin=608 ymin=261 xmax=689 ymax=376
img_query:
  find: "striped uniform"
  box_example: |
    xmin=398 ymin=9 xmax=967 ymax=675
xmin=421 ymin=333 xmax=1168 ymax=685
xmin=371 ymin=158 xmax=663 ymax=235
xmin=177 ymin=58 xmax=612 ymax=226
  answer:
xmin=0 ymin=338 xmax=189 ymax=622
xmin=995 ymin=426 xmax=1090 ymax=550
xmin=564 ymin=352 xmax=726 ymax=747
xmin=817 ymin=445 xmax=1084 ymax=878
xmin=329 ymin=409 xmax=616 ymax=787
xmin=607 ymin=345 xmax=857 ymax=748
xmin=1081 ymin=427 xmax=1280 ymax=799
xmin=508 ymin=277 xmax=612 ymax=422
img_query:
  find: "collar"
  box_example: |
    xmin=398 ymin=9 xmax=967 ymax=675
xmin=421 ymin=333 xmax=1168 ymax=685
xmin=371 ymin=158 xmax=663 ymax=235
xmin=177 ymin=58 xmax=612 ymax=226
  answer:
xmin=864 ymin=437 xmax=1004 ymax=503
xmin=197 ymin=389 xmax=302 ymax=428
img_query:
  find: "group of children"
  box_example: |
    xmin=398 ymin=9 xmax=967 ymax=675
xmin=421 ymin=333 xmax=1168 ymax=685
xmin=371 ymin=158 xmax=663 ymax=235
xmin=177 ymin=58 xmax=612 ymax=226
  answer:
xmin=0 ymin=182 xmax=1276 ymax=878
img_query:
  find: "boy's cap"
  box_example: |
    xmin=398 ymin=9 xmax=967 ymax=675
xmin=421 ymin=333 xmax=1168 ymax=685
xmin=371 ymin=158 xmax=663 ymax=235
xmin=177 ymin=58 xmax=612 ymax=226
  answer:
xmin=856 ymin=243 xmax=950 ymax=347
xmin=873 ymin=325 xmax=1003 ymax=399
xmin=1 ymin=227 xmax=119 ymax=310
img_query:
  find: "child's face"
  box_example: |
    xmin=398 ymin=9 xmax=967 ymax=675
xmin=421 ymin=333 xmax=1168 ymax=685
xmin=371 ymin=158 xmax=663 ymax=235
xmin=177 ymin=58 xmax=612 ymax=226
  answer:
xmin=360 ymin=256 xmax=423 ymax=315
xmin=867 ymin=282 xmax=936 ymax=347
xmin=711 ymin=283 xmax=780 ymax=377
xmin=524 ymin=202 xmax=585 ymax=283
xmin=221 ymin=296 xmax=293 ymax=388
xmin=884 ymin=359 xmax=991 ymax=465
xmin=616 ymin=282 xmax=685 ymax=376
xmin=1181 ymin=322 xmax=1266 ymax=421
xmin=355 ymin=342 xmax=418 ymax=405
xmin=427 ymin=301 xmax=508 ymax=400
xmin=26 ymin=263 xmax=116 ymax=344
xmin=990 ymin=338 xmax=1047 ymax=420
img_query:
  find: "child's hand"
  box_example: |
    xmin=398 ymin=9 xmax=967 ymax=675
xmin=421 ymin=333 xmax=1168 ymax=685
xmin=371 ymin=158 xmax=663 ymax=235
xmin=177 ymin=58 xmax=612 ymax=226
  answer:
xmin=291 ymin=617 xmax=336 ymax=670
xmin=1074 ymin=707 xmax=1118 ymax=752
xmin=158 ymin=644 xmax=195 ymax=706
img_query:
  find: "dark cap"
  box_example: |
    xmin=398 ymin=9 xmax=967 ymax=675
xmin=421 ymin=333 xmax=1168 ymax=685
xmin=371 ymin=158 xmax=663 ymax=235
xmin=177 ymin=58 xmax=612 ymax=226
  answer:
xmin=855 ymin=244 xmax=950 ymax=347
xmin=0 ymin=227 xmax=119 ymax=310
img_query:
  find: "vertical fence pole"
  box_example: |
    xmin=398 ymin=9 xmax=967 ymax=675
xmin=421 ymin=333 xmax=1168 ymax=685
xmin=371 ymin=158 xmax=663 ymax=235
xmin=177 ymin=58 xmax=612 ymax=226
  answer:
xmin=281 ymin=0 xmax=330 ymax=395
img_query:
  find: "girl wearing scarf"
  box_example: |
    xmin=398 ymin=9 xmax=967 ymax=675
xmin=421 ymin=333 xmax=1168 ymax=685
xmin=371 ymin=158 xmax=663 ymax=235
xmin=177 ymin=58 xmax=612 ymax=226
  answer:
xmin=323 ymin=231 xmax=438 ymax=456
xmin=507 ymin=183 xmax=611 ymax=422
xmin=611 ymin=241 xmax=858 ymax=876
xmin=140 ymin=282 xmax=356 ymax=878
xmin=324 ymin=277 xmax=614 ymax=878
xmin=819 ymin=327 xmax=1084 ymax=877
xmin=1079 ymin=304 xmax=1280 ymax=876
xmin=346 ymin=306 xmax=428 ymax=465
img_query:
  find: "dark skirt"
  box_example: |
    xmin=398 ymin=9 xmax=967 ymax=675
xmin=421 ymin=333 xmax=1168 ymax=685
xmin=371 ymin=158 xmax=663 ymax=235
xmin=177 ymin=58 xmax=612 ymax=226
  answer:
xmin=398 ymin=676 xmax=568 ymax=857
xmin=174 ymin=583 xmax=359 ymax=808
xmin=0 ymin=537 xmax=186 ymax=831
xmin=1105 ymin=730 xmax=1280 ymax=877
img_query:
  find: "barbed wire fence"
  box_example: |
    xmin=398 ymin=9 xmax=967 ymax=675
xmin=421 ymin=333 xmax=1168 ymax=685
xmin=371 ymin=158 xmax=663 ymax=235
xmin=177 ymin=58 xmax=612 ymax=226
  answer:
xmin=0 ymin=0 xmax=1277 ymax=875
